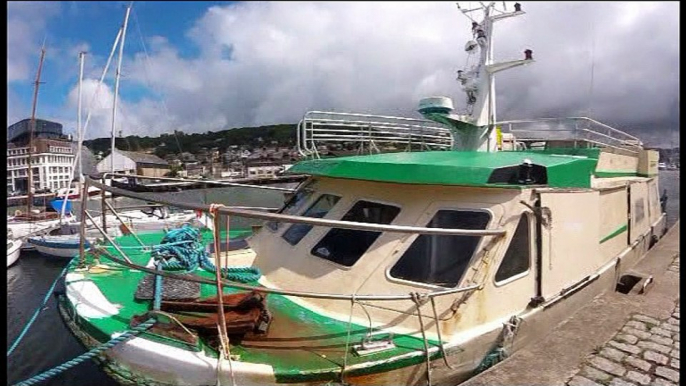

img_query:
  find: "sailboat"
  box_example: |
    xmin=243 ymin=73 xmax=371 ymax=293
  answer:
xmin=58 ymin=3 xmax=667 ymax=386
xmin=8 ymin=48 xmax=77 ymax=245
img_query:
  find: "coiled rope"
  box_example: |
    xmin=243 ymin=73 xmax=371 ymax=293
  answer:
xmin=11 ymin=318 xmax=156 ymax=386
xmin=151 ymin=224 xmax=261 ymax=283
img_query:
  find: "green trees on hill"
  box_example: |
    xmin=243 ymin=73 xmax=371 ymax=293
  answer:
xmin=84 ymin=124 xmax=297 ymax=157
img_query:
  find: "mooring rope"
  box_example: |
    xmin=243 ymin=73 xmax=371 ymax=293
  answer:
xmin=151 ymin=224 xmax=260 ymax=283
xmin=411 ymin=292 xmax=433 ymax=386
xmin=7 ymin=263 xmax=71 ymax=357
xmin=11 ymin=318 xmax=156 ymax=386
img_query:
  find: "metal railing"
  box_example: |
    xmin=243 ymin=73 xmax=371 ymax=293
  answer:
xmin=497 ymin=117 xmax=643 ymax=154
xmin=101 ymin=172 xmax=297 ymax=193
xmin=297 ymin=111 xmax=454 ymax=158
xmin=89 ymin=177 xmax=506 ymax=238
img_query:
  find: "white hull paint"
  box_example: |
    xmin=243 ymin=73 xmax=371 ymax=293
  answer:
xmin=7 ymin=239 xmax=22 ymax=268
xmin=60 ymin=215 xmax=667 ymax=386
xmin=32 ymin=243 xmax=81 ymax=258
xmin=8 ymin=219 xmax=65 ymax=239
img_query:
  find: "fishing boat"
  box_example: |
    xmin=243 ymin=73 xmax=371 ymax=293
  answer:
xmin=7 ymin=232 xmax=22 ymax=268
xmin=57 ymin=3 xmax=668 ymax=386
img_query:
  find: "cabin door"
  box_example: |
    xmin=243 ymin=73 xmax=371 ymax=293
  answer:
xmin=537 ymin=190 xmax=602 ymax=301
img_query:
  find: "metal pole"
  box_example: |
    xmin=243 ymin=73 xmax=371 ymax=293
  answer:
xmin=110 ymin=4 xmax=132 ymax=174
xmin=101 ymin=176 xmax=107 ymax=233
xmin=84 ymin=210 xmax=133 ymax=264
xmin=78 ymin=178 xmax=90 ymax=268
xmin=61 ymin=51 xmax=86 ymax=221
xmin=27 ymin=48 xmax=46 ymax=218
xmin=103 ymin=199 xmax=145 ymax=247
xmin=225 ymin=215 xmax=230 ymax=258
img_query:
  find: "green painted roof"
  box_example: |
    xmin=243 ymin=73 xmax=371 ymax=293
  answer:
xmin=288 ymin=149 xmax=600 ymax=188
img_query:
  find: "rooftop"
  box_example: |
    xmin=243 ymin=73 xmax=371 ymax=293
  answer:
xmin=287 ymin=148 xmax=601 ymax=188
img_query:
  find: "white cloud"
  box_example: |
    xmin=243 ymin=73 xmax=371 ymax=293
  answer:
xmin=9 ymin=2 xmax=679 ymax=147
xmin=7 ymin=2 xmax=61 ymax=83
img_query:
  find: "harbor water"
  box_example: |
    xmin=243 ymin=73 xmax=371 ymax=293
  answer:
xmin=6 ymin=172 xmax=680 ymax=385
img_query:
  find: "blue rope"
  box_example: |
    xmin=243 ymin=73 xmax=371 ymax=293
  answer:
xmin=151 ymin=224 xmax=261 ymax=283
xmin=11 ymin=318 xmax=156 ymax=386
xmin=7 ymin=263 xmax=71 ymax=357
xmin=153 ymin=263 xmax=163 ymax=311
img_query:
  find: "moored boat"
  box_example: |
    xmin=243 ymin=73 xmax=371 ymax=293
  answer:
xmin=7 ymin=235 xmax=22 ymax=268
xmin=57 ymin=3 xmax=669 ymax=386
xmin=28 ymin=234 xmax=90 ymax=258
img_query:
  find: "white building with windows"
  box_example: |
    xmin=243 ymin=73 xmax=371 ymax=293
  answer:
xmin=7 ymin=139 xmax=75 ymax=193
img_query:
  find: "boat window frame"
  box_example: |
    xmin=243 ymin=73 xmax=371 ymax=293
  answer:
xmin=384 ymin=206 xmax=495 ymax=290
xmin=279 ymin=192 xmax=343 ymax=246
xmin=493 ymin=211 xmax=535 ymax=288
xmin=266 ymin=179 xmax=318 ymax=233
xmin=308 ymin=197 xmax=402 ymax=271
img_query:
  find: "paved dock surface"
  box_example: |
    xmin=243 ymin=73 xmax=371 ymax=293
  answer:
xmin=462 ymin=221 xmax=680 ymax=386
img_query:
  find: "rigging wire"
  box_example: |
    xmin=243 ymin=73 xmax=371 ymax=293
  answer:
xmin=132 ymin=7 xmax=184 ymax=155
xmin=587 ymin=11 xmax=596 ymax=120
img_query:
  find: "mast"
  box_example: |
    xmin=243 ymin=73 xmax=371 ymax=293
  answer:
xmin=78 ymin=52 xmax=85 ymax=185
xmin=61 ymin=52 xmax=86 ymax=221
xmin=111 ymin=4 xmax=132 ymax=174
xmin=27 ymin=47 xmax=46 ymax=217
xmin=418 ymin=2 xmax=533 ymax=152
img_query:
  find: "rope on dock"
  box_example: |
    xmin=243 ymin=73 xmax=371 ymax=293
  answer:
xmin=7 ymin=263 xmax=71 ymax=357
xmin=11 ymin=318 xmax=156 ymax=386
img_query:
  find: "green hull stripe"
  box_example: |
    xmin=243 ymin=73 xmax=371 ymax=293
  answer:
xmin=600 ymin=224 xmax=628 ymax=244
xmin=594 ymin=170 xmax=638 ymax=178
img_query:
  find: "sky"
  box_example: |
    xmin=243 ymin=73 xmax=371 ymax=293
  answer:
xmin=6 ymin=1 xmax=680 ymax=147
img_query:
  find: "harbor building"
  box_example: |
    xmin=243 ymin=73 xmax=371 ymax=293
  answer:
xmin=96 ymin=149 xmax=170 ymax=177
xmin=6 ymin=119 xmax=75 ymax=193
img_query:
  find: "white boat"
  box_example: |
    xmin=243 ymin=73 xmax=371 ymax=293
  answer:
xmin=8 ymin=215 xmax=72 ymax=238
xmin=58 ymin=4 xmax=669 ymax=386
xmin=30 ymin=210 xmax=208 ymax=258
xmin=28 ymin=234 xmax=90 ymax=258
xmin=7 ymin=236 xmax=22 ymax=268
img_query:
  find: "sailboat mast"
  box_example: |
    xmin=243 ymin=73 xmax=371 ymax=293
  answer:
xmin=27 ymin=48 xmax=46 ymax=217
xmin=110 ymin=4 xmax=132 ymax=173
xmin=77 ymin=52 xmax=85 ymax=181
xmin=61 ymin=52 xmax=86 ymax=222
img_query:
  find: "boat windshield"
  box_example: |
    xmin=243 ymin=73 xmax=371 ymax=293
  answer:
xmin=390 ymin=209 xmax=491 ymax=287
xmin=266 ymin=180 xmax=316 ymax=231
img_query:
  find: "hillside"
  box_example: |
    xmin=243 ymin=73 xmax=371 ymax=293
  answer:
xmin=83 ymin=124 xmax=298 ymax=158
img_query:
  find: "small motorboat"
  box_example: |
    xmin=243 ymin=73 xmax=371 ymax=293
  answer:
xmin=7 ymin=236 xmax=22 ymax=268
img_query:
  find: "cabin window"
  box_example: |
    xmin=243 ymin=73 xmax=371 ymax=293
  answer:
xmin=495 ymin=214 xmax=531 ymax=283
xmin=267 ymin=186 xmax=315 ymax=232
xmin=311 ymin=201 xmax=401 ymax=267
xmin=281 ymin=194 xmax=340 ymax=245
xmin=389 ymin=210 xmax=491 ymax=287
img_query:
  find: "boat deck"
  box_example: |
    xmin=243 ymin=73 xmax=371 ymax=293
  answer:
xmin=61 ymin=229 xmax=439 ymax=383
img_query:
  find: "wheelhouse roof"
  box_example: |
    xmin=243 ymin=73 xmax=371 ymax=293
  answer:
xmin=287 ymin=149 xmax=601 ymax=188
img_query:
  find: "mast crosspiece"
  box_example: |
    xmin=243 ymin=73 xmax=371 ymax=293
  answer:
xmin=419 ymin=2 xmax=533 ymax=152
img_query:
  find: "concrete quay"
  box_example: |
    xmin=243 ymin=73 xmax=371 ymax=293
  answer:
xmin=462 ymin=221 xmax=680 ymax=386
